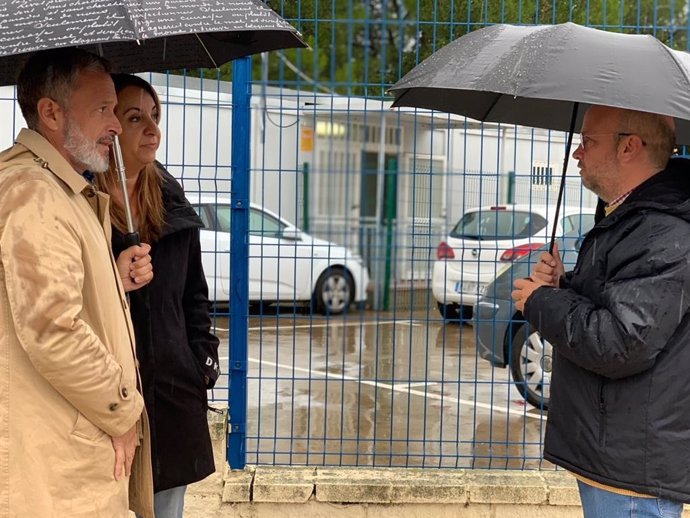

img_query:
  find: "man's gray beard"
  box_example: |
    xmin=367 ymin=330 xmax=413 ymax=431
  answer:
xmin=63 ymin=119 xmax=109 ymax=173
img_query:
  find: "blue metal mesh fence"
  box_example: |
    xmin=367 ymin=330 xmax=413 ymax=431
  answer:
xmin=213 ymin=0 xmax=689 ymax=470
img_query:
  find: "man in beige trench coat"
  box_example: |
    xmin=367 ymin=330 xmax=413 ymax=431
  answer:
xmin=0 ymin=49 xmax=155 ymax=517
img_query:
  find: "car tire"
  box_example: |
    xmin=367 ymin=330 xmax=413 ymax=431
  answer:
xmin=436 ymin=302 xmax=472 ymax=322
xmin=313 ymin=267 xmax=354 ymax=315
xmin=509 ymin=322 xmax=552 ymax=409
xmin=250 ymin=302 xmax=278 ymax=315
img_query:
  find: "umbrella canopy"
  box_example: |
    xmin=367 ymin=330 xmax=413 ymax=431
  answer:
xmin=0 ymin=0 xmax=306 ymax=86
xmin=390 ymin=22 xmax=690 ymax=146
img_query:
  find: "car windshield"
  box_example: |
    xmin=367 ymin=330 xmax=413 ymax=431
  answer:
xmin=208 ymin=204 xmax=286 ymax=238
xmin=563 ymin=213 xmax=595 ymax=235
xmin=450 ymin=209 xmax=547 ymax=240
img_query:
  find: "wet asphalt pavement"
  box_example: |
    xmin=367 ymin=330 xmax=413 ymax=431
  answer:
xmin=209 ymin=310 xmax=551 ymax=469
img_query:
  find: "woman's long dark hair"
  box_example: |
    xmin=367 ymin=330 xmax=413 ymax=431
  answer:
xmin=97 ymin=74 xmax=165 ymax=244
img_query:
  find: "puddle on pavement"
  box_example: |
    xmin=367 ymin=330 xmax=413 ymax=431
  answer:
xmin=237 ymin=314 xmax=548 ymax=469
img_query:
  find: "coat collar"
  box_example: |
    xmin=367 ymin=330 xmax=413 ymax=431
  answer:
xmin=158 ymin=165 xmax=203 ymax=237
xmin=14 ymin=129 xmax=111 ymax=227
xmin=15 ymin=128 xmax=92 ymax=195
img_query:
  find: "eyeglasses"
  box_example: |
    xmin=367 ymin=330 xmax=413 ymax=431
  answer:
xmin=577 ymin=132 xmax=647 ymax=150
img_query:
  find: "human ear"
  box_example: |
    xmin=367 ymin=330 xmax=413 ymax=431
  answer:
xmin=618 ymin=134 xmax=644 ymax=163
xmin=36 ymin=97 xmax=63 ymax=132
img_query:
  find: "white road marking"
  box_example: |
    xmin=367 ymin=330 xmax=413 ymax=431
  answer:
xmin=217 ymin=355 xmax=543 ymax=420
xmin=248 ymin=319 xmax=423 ymax=331
xmin=215 ymin=319 xmax=423 ymax=334
xmin=393 ymin=382 xmax=438 ymax=390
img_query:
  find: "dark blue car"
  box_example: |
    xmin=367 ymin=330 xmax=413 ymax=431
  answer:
xmin=474 ymin=230 xmax=589 ymax=409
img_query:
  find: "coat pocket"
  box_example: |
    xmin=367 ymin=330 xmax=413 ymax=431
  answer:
xmin=71 ymin=411 xmax=106 ymax=441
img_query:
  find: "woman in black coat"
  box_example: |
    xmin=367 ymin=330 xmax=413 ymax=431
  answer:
xmin=100 ymin=74 xmax=220 ymax=518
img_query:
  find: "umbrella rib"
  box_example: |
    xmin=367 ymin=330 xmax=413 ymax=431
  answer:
xmin=481 ymin=93 xmax=502 ymax=120
xmin=195 ymin=34 xmax=218 ymax=68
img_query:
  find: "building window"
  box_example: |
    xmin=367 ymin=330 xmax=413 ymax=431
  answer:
xmin=531 ymin=163 xmax=553 ymax=186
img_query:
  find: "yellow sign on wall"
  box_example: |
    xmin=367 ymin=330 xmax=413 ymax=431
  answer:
xmin=300 ymin=127 xmax=314 ymax=152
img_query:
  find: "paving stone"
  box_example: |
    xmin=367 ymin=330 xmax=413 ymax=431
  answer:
xmin=221 ymin=466 xmax=254 ymax=503
xmin=253 ymin=467 xmax=316 ymax=503
xmin=316 ymin=468 xmax=393 ymax=503
xmin=387 ymin=469 xmax=467 ymax=504
xmin=468 ymin=470 xmax=547 ymax=504
xmin=544 ymin=471 xmax=581 ymax=506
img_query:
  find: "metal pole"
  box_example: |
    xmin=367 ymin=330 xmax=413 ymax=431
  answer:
xmin=382 ymin=157 xmax=397 ymax=311
xmin=372 ymin=109 xmax=387 ymax=310
xmin=227 ymin=56 xmax=251 ymax=470
xmin=302 ymin=161 xmax=310 ymax=233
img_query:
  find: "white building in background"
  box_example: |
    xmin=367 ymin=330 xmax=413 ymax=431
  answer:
xmin=297 ymin=96 xmax=597 ymax=284
xmin=0 ymin=76 xmax=596 ymax=296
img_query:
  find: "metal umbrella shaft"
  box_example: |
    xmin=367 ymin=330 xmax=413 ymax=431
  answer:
xmin=549 ymin=102 xmax=580 ymax=255
xmin=112 ymin=135 xmax=140 ymax=247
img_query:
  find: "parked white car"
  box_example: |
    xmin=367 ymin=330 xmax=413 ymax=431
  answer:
xmin=187 ymin=194 xmax=370 ymax=315
xmin=432 ymin=203 xmax=596 ymax=321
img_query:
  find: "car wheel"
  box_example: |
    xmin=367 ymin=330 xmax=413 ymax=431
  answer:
xmin=249 ymin=302 xmax=278 ymax=315
xmin=436 ymin=302 xmax=472 ymax=322
xmin=509 ymin=322 xmax=552 ymax=409
xmin=313 ymin=267 xmax=354 ymax=315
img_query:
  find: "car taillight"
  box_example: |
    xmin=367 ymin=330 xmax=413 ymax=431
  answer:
xmin=437 ymin=241 xmax=455 ymax=260
xmin=500 ymin=243 xmax=544 ymax=262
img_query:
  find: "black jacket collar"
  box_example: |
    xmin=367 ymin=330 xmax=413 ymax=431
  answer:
xmin=158 ymin=163 xmax=204 ymax=238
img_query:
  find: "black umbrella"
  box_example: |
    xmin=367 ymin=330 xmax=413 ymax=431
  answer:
xmin=390 ymin=22 xmax=690 ymax=250
xmin=0 ymin=0 xmax=306 ymax=245
xmin=0 ymin=0 xmax=306 ymax=86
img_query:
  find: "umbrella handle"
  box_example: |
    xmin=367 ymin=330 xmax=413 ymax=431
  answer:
xmin=112 ymin=135 xmax=141 ymax=246
xmin=123 ymin=230 xmax=141 ymax=248
xmin=549 ymin=102 xmax=580 ymax=255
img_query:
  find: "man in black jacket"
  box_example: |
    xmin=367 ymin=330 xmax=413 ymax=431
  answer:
xmin=512 ymin=104 xmax=690 ymax=518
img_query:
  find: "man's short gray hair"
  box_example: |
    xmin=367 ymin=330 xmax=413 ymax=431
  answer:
xmin=17 ymin=48 xmax=111 ymax=130
xmin=618 ymin=109 xmax=676 ymax=169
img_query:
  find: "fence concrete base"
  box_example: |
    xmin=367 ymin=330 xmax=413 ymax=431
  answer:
xmin=130 ymin=400 xmax=688 ymax=518
xmin=164 ymin=409 xmax=685 ymax=517
xmin=184 ymin=464 xmax=690 ymax=518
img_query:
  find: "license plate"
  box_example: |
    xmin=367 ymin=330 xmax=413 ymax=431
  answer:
xmin=455 ymin=281 xmax=478 ymax=294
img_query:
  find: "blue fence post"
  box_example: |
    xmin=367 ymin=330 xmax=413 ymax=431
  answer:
xmin=227 ymin=56 xmax=252 ymax=470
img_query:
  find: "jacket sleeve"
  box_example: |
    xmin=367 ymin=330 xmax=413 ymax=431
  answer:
xmin=183 ymin=228 xmax=220 ymax=388
xmin=524 ymin=217 xmax=690 ymax=380
xmin=0 ymin=177 xmax=143 ymax=436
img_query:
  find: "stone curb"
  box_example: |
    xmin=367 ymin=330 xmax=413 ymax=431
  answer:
xmin=181 ymin=409 xmax=690 ymax=517
xmin=218 ymin=466 xmax=581 ymax=506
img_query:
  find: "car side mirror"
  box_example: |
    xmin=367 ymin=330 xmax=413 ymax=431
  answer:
xmin=281 ymin=227 xmax=303 ymax=241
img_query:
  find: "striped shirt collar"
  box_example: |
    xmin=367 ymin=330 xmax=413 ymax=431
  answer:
xmin=604 ymin=188 xmax=634 ymax=216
